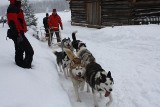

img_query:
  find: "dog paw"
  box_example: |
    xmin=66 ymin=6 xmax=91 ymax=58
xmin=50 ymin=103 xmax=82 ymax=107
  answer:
xmin=106 ymin=102 xmax=111 ymax=107
xmin=65 ymin=77 xmax=68 ymax=79
xmin=80 ymin=88 xmax=84 ymax=91
xmin=87 ymin=90 xmax=90 ymax=93
xmin=67 ymin=75 xmax=70 ymax=77
xmin=94 ymin=105 xmax=99 ymax=107
xmin=80 ymin=86 xmax=84 ymax=91
xmin=77 ymin=99 xmax=81 ymax=102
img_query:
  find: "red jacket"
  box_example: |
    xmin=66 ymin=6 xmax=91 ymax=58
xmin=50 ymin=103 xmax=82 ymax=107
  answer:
xmin=18 ymin=9 xmax=27 ymax=33
xmin=7 ymin=0 xmax=27 ymax=35
xmin=48 ymin=13 xmax=63 ymax=31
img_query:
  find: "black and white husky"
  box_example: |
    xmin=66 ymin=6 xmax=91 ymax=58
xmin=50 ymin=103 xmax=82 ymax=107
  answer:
xmin=85 ymin=62 xmax=114 ymax=107
xmin=72 ymin=31 xmax=81 ymax=51
xmin=61 ymin=37 xmax=73 ymax=52
xmin=53 ymin=51 xmax=71 ymax=78
xmin=71 ymin=32 xmax=95 ymax=66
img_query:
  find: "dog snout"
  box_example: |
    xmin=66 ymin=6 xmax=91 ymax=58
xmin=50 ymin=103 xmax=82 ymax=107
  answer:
xmin=78 ymin=72 xmax=81 ymax=76
xmin=109 ymin=88 xmax=112 ymax=92
xmin=67 ymin=44 xmax=71 ymax=47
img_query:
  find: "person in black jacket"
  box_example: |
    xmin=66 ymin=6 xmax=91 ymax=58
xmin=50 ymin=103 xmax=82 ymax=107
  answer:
xmin=43 ymin=13 xmax=49 ymax=38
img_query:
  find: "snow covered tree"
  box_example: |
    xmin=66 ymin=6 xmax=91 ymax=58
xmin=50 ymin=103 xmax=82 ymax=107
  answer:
xmin=21 ymin=0 xmax=37 ymax=26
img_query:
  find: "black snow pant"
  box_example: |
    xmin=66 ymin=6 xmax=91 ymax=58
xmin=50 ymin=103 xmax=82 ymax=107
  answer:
xmin=50 ymin=30 xmax=61 ymax=42
xmin=12 ymin=33 xmax=34 ymax=68
xmin=44 ymin=27 xmax=49 ymax=37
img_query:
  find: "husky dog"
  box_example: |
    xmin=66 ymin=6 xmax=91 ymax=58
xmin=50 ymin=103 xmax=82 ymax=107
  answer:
xmin=53 ymin=51 xmax=71 ymax=78
xmin=69 ymin=58 xmax=86 ymax=102
xmin=77 ymin=44 xmax=95 ymax=67
xmin=64 ymin=48 xmax=86 ymax=102
xmin=85 ymin=62 xmax=114 ymax=107
xmin=72 ymin=32 xmax=94 ymax=67
xmin=61 ymin=37 xmax=73 ymax=52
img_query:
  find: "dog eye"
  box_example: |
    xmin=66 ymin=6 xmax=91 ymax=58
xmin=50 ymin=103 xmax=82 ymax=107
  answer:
xmin=105 ymin=83 xmax=108 ymax=85
xmin=110 ymin=83 xmax=112 ymax=85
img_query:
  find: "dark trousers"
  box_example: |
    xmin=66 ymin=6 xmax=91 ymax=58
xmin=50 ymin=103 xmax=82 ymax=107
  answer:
xmin=12 ymin=34 xmax=34 ymax=68
xmin=50 ymin=30 xmax=61 ymax=42
xmin=44 ymin=28 xmax=49 ymax=37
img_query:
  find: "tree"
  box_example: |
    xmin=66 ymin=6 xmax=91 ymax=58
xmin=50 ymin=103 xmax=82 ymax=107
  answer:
xmin=21 ymin=0 xmax=37 ymax=26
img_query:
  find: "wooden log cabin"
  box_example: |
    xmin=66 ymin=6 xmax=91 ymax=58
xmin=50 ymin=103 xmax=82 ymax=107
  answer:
xmin=67 ymin=0 xmax=160 ymax=28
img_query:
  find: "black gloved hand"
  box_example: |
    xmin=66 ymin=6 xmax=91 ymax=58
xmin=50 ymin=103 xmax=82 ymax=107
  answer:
xmin=7 ymin=29 xmax=12 ymax=39
xmin=61 ymin=26 xmax=63 ymax=30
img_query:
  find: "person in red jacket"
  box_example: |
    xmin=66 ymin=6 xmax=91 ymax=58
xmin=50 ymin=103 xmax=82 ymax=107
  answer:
xmin=7 ymin=0 xmax=34 ymax=69
xmin=48 ymin=9 xmax=63 ymax=43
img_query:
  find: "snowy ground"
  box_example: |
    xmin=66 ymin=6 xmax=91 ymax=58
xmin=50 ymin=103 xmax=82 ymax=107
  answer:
xmin=0 ymin=11 xmax=160 ymax=107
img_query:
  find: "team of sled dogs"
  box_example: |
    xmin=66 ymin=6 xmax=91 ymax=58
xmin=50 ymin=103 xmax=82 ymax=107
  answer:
xmin=53 ymin=31 xmax=114 ymax=107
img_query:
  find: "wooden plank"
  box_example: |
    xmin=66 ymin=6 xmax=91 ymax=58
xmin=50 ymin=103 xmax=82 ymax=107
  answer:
xmin=102 ymin=9 xmax=131 ymax=14
xmin=134 ymin=13 xmax=160 ymax=17
xmin=102 ymin=1 xmax=130 ymax=5
xmin=102 ymin=6 xmax=130 ymax=9
xmin=134 ymin=8 xmax=160 ymax=12
xmin=102 ymin=0 xmax=129 ymax=2
xmin=70 ymin=8 xmax=85 ymax=10
xmin=102 ymin=14 xmax=131 ymax=18
xmin=134 ymin=1 xmax=160 ymax=5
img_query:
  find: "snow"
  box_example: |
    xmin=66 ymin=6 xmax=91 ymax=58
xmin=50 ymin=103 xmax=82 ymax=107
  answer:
xmin=0 ymin=11 xmax=160 ymax=107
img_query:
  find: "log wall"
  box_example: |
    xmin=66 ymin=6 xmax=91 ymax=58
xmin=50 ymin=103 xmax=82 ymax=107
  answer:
xmin=70 ymin=0 xmax=87 ymax=25
xmin=101 ymin=0 xmax=132 ymax=26
xmin=69 ymin=0 xmax=160 ymax=27
xmin=132 ymin=0 xmax=160 ymax=24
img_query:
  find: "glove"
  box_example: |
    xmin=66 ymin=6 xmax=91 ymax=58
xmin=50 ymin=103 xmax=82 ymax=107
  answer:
xmin=17 ymin=35 xmax=23 ymax=45
xmin=61 ymin=26 xmax=63 ymax=30
xmin=7 ymin=29 xmax=13 ymax=39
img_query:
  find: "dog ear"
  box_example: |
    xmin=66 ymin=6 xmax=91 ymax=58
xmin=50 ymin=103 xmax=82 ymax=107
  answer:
xmin=95 ymin=78 xmax=100 ymax=85
xmin=107 ymin=71 xmax=111 ymax=78
xmin=72 ymin=58 xmax=81 ymax=64
xmin=107 ymin=71 xmax=114 ymax=84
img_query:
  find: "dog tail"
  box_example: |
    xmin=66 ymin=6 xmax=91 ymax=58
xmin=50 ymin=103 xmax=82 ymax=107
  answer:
xmin=63 ymin=48 xmax=77 ymax=60
xmin=72 ymin=31 xmax=78 ymax=41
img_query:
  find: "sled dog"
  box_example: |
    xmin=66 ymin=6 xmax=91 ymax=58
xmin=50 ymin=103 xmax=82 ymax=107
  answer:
xmin=71 ymin=31 xmax=81 ymax=51
xmin=61 ymin=37 xmax=73 ymax=52
xmin=85 ymin=62 xmax=114 ymax=107
xmin=53 ymin=51 xmax=71 ymax=78
xmin=64 ymin=48 xmax=86 ymax=102
xmin=77 ymin=44 xmax=95 ymax=67
xmin=71 ymin=31 xmax=86 ymax=52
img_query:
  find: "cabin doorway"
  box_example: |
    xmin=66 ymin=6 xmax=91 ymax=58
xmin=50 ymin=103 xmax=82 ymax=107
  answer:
xmin=87 ymin=1 xmax=101 ymax=26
